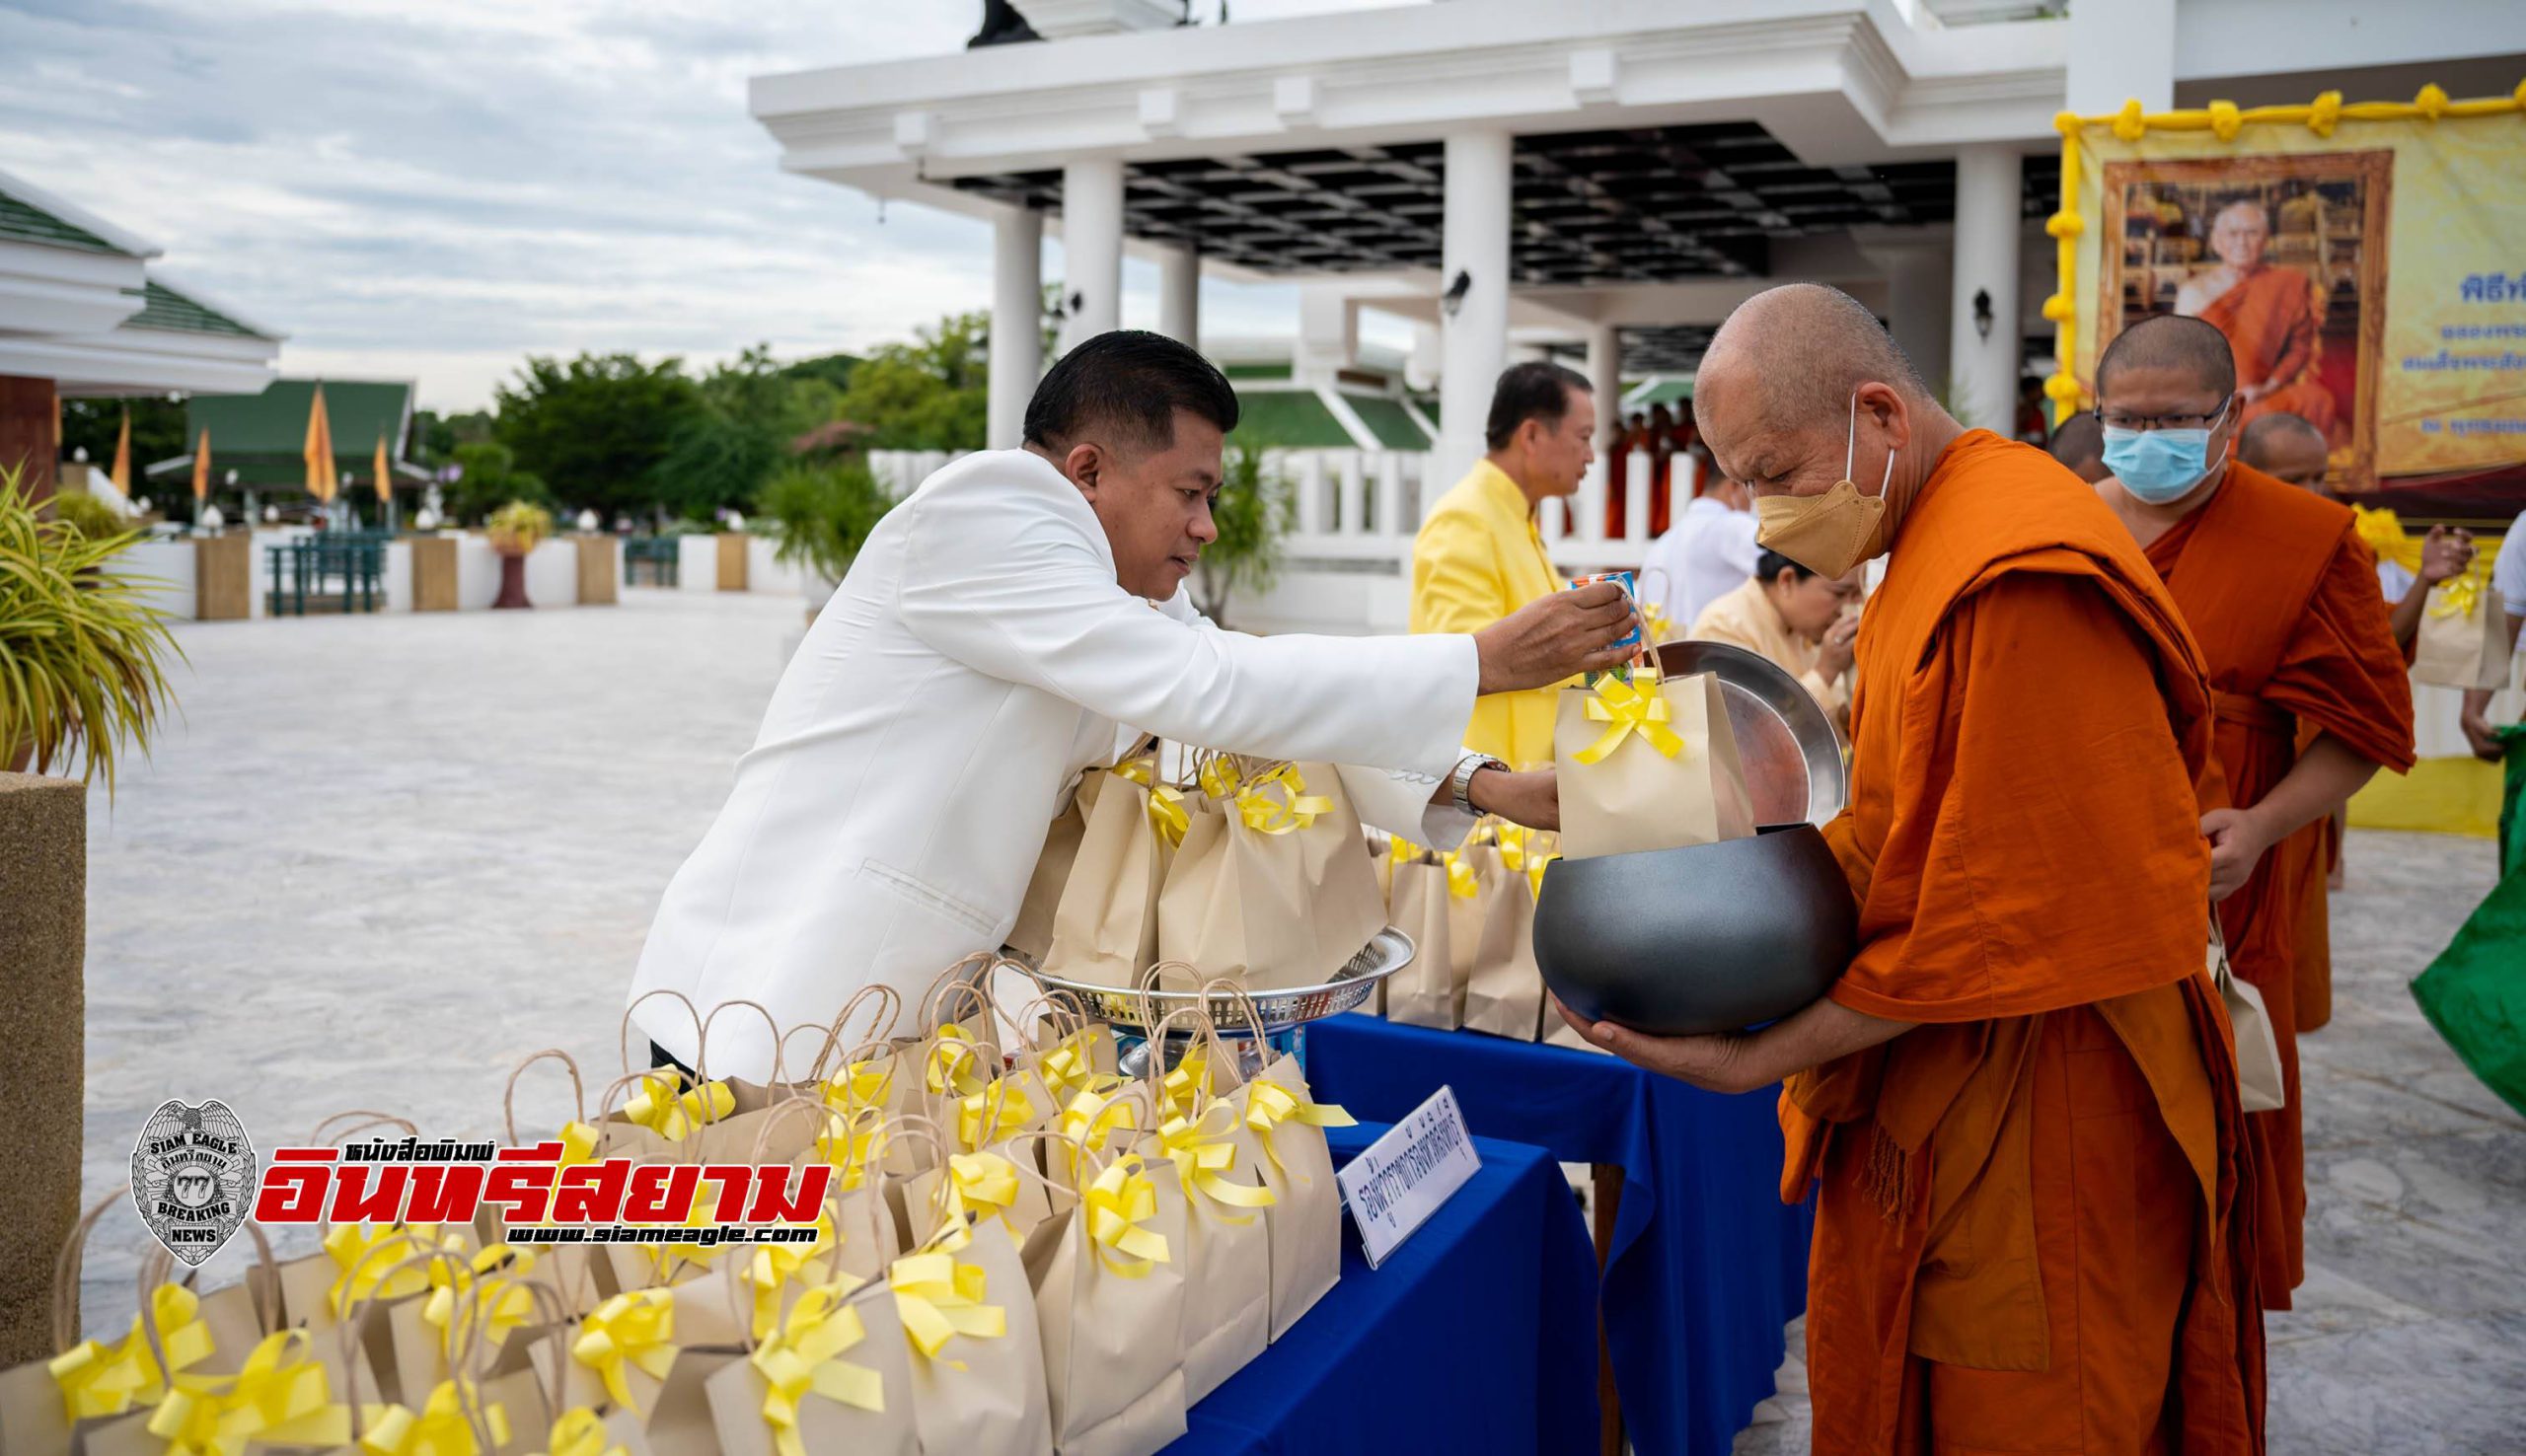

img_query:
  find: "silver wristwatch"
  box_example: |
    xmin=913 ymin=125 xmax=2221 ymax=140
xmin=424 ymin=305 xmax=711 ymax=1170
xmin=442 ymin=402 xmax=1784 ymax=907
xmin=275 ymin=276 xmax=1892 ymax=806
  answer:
xmin=1450 ymin=754 xmax=1508 ymax=815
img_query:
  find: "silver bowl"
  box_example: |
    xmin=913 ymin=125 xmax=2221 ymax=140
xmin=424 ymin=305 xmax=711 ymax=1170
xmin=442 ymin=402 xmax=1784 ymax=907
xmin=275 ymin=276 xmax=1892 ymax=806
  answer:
xmin=1025 ymin=926 xmax=1415 ymax=1039
xmin=1532 ymin=824 xmax=1856 ymax=1037
xmin=1654 ymin=639 xmax=1846 ymax=827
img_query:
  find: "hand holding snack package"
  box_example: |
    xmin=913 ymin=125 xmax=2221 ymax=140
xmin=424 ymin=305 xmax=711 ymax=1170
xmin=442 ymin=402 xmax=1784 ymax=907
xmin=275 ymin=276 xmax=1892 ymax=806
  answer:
xmin=2413 ymin=562 xmax=2514 ymax=691
xmin=1554 ymin=661 xmax=1756 ymax=859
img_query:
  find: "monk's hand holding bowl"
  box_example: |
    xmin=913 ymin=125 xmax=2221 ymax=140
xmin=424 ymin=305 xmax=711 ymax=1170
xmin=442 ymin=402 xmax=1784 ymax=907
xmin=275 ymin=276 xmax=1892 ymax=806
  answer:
xmin=1553 ymin=996 xmax=1761 ymax=1094
xmin=2200 ymin=805 xmax=2274 ymax=902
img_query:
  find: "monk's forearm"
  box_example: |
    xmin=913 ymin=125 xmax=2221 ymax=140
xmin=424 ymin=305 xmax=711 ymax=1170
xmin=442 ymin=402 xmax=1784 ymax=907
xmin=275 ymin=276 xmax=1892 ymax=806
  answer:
xmin=2246 ymin=733 xmax=2380 ymax=841
xmin=1739 ymin=994 xmax=1913 ymax=1086
xmin=2389 ymin=573 xmax=2431 ymax=650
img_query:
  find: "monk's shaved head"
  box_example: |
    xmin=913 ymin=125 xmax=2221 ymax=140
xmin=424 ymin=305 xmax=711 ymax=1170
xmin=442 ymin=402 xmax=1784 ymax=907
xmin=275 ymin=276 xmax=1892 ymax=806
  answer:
xmin=2048 ymin=410 xmax=2108 ymax=482
xmin=1696 ymin=283 xmax=1932 ymax=428
xmin=2240 ymin=411 xmax=2332 ymax=490
xmin=2099 ymin=314 xmax=2237 ymax=399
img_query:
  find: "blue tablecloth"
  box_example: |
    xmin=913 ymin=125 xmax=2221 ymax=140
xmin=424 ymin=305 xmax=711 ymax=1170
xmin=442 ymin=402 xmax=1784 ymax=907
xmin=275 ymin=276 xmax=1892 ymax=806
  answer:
xmin=1301 ymin=1016 xmax=1814 ymax=1456
xmin=1170 ymin=1121 xmax=1600 ymax=1455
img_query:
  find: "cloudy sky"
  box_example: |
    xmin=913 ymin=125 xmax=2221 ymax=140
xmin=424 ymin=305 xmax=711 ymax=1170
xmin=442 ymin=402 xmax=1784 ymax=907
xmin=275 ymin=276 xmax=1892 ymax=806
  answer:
xmin=1 ymin=0 xmax=1412 ymax=411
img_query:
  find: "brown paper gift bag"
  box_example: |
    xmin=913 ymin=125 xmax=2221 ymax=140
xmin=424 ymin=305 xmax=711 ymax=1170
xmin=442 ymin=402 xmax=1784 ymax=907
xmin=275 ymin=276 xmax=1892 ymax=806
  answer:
xmin=1445 ymin=839 xmax=1510 ymax=986
xmin=1157 ymin=761 xmax=1385 ymax=991
xmin=1018 ymin=1128 xmax=1189 ymax=1456
xmin=1140 ymin=1005 xmax=1274 ymax=1406
xmin=2413 ymin=572 xmax=2514 ymax=691
xmin=1044 ymin=759 xmax=1184 ymax=988
xmin=706 ymin=1275 xmax=921 ymax=1456
xmin=488 ymin=1050 xmax=619 ymax=1317
xmin=1461 ymin=861 xmax=1545 ymax=1041
xmin=1009 ymin=771 xmax=1100 ymax=964
xmin=2210 ymin=920 xmax=2286 ymax=1114
xmin=893 ymin=1218 xmax=1054 ymax=1456
xmin=1237 ymin=1051 xmax=1354 ymax=1341
xmin=1555 ymin=667 xmax=1755 ymax=859
xmin=1382 ymin=852 xmax=1463 ymax=1029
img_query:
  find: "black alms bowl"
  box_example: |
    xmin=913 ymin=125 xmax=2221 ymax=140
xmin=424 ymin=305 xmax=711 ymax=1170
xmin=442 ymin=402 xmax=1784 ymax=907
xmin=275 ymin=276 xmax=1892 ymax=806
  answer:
xmin=1533 ymin=824 xmax=1857 ymax=1037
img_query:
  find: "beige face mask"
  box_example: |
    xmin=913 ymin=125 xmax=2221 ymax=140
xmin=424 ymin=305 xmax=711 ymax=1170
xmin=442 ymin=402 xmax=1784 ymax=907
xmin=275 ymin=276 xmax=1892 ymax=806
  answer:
xmin=1753 ymin=394 xmax=1896 ymax=580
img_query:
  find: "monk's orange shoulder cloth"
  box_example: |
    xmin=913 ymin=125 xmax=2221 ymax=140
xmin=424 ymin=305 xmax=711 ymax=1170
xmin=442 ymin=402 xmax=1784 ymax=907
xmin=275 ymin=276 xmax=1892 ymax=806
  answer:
xmin=1781 ymin=432 xmax=2262 ymax=1448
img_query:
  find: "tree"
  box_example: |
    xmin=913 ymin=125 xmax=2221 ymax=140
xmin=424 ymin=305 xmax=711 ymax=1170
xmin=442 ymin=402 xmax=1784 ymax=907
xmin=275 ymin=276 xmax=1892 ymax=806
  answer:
xmin=445 ymin=441 xmax=553 ymax=525
xmin=653 ymin=344 xmax=847 ymax=521
xmin=492 ymin=353 xmax=700 ymax=519
xmin=1190 ymin=444 xmax=1292 ymax=627
xmin=758 ymin=459 xmax=897 ymax=585
xmin=58 ymin=398 xmax=186 ymax=479
xmin=414 ymin=408 xmax=494 ymax=467
xmin=833 ymin=312 xmax=990 ymax=451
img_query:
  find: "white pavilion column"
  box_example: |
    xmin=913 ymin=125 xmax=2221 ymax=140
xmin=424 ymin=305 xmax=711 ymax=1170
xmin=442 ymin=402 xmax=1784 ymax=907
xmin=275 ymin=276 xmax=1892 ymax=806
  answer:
xmin=1949 ymin=145 xmax=2023 ymax=434
xmin=1436 ymin=129 xmax=1512 ymax=494
xmin=1060 ymin=156 xmax=1125 ymax=353
xmin=1584 ymin=323 xmax=1621 ymax=447
xmin=1864 ymin=235 xmax=1952 ymax=396
xmin=989 ymin=206 xmax=1042 ymax=450
xmin=1156 ymin=243 xmax=1199 ymax=346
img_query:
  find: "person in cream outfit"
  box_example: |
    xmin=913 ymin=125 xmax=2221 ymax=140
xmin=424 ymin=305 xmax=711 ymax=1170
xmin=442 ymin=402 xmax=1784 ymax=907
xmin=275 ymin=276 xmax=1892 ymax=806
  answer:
xmin=632 ymin=332 xmax=1637 ymax=1079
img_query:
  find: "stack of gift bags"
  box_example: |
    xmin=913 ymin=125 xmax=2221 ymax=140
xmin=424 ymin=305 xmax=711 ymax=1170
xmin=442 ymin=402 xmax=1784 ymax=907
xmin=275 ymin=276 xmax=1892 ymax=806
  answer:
xmin=1365 ymin=657 xmax=1755 ymax=1051
xmin=2 ymin=966 xmax=1356 ymax=1456
xmin=1012 ymin=744 xmax=1388 ymax=993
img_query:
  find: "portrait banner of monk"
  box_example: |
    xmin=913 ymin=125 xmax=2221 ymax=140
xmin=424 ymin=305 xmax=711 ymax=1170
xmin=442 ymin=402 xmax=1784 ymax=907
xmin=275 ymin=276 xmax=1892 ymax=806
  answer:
xmin=2097 ymin=151 xmax=2392 ymax=488
xmin=2061 ymin=89 xmax=2526 ymax=519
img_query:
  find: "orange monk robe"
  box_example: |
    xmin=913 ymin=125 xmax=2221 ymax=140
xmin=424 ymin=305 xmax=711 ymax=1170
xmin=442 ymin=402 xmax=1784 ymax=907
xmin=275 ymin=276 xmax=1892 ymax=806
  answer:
xmin=2194 ymin=267 xmax=2337 ymax=434
xmin=1785 ymin=431 xmax=2263 ymax=1454
xmin=2141 ymin=460 xmax=2415 ymax=1309
xmin=2290 ymin=719 xmax=2338 ymax=1034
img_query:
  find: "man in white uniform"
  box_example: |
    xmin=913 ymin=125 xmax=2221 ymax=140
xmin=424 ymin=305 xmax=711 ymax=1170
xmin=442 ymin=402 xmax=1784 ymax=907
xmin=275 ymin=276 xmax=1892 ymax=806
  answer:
xmin=2461 ymin=510 xmax=2526 ymax=762
xmin=1638 ymin=468 xmax=1758 ymax=631
xmin=631 ymin=332 xmax=1638 ymax=1078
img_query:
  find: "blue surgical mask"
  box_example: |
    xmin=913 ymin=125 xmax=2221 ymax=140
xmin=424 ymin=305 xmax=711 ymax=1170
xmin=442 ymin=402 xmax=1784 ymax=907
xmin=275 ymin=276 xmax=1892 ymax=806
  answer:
xmin=2101 ymin=403 xmax=2230 ymax=504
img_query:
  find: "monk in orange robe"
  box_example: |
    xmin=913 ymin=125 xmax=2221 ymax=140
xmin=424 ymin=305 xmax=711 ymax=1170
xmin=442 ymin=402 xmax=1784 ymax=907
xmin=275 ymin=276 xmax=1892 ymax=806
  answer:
xmin=2177 ymin=200 xmax=2336 ymax=435
xmin=2091 ymin=315 xmax=2415 ymax=1308
xmin=1560 ymin=284 xmax=2263 ymax=1453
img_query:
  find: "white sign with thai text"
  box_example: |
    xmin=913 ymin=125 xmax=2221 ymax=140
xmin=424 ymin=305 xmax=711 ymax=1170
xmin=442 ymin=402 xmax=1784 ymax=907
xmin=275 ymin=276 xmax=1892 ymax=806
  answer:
xmin=1335 ymin=1085 xmax=1480 ymax=1270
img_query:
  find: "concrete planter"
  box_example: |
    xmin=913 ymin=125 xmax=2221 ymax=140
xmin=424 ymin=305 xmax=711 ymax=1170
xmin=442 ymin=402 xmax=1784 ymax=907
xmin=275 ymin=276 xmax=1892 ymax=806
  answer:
xmin=574 ymin=536 xmax=619 ymax=606
xmin=714 ymin=533 xmax=750 ymax=592
xmin=0 ymin=772 xmax=83 ymax=1364
xmin=410 ymin=537 xmax=460 ymax=612
xmin=194 ymin=534 xmax=252 ymax=620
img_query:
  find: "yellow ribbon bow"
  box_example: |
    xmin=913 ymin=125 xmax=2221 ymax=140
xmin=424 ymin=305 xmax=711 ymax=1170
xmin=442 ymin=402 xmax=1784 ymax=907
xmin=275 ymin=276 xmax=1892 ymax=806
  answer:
xmin=325 ymin=1223 xmax=460 ymax=1320
xmin=538 ymin=1409 xmax=626 ymax=1456
xmin=1158 ymin=1046 xmax=1212 ymax=1121
xmin=818 ymin=1057 xmax=893 ymax=1115
xmin=1197 ymin=757 xmax=1243 ymax=799
xmin=1442 ymin=852 xmax=1480 ymax=900
xmin=1527 ymin=849 xmax=1559 ymax=901
xmin=815 ymin=1103 xmax=890 ymax=1190
xmin=49 ymin=1282 xmax=216 ymax=1420
xmin=1035 ymin=1027 xmax=1111 ymax=1105
xmin=1083 ymin=1156 xmax=1172 ymax=1278
xmin=750 ymin=1286 xmax=885 ymax=1456
xmin=623 ymin=1070 xmax=736 ymax=1141
xmin=1147 ymin=783 xmax=1190 ymax=845
xmin=922 ymin=1027 xmax=991 ymax=1099
xmin=2430 ymin=567 xmax=2490 ymax=619
xmin=570 ymin=1289 xmax=676 ymax=1414
xmin=888 ymin=1253 xmax=1006 ymax=1363
xmin=1386 ymin=835 xmax=1422 ymax=870
xmin=746 ymin=1211 xmax=839 ymax=1340
xmin=358 ymin=1380 xmax=510 ymax=1456
xmin=1574 ymin=676 xmax=1684 ymax=764
xmin=1243 ymin=1080 xmax=1356 ymax=1174
xmin=1158 ymin=1109 xmax=1276 ymax=1221
xmin=1113 ymin=758 xmax=1154 ymax=787
xmin=146 ymin=1330 xmax=335 ymax=1456
xmin=957 ymin=1081 xmax=1036 ymax=1151
xmin=419 ymin=1251 xmax=539 ymax=1359
xmin=557 ymin=1121 xmax=601 ymax=1167
xmin=939 ymin=1151 xmax=1023 ymax=1231
xmin=1233 ymin=765 xmax=1335 ymax=836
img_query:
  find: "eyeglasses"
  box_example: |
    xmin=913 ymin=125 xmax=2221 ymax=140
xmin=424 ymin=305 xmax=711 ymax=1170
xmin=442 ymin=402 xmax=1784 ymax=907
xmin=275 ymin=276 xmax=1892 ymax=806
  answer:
xmin=2096 ymin=399 xmax=2233 ymax=433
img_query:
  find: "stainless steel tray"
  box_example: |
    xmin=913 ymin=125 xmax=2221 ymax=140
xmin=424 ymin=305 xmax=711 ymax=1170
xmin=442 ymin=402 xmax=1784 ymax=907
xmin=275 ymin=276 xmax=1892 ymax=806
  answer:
xmin=1025 ymin=926 xmax=1415 ymax=1038
xmin=1655 ymin=638 xmax=1848 ymax=826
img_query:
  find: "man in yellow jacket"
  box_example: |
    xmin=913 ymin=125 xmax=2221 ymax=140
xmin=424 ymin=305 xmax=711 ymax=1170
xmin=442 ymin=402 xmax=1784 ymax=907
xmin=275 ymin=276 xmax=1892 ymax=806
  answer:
xmin=1411 ymin=361 xmax=1597 ymax=767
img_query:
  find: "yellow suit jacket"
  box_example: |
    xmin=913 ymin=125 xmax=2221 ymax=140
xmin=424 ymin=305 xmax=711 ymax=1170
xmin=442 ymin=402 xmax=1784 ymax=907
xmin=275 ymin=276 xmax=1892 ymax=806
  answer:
xmin=1410 ymin=460 xmax=1568 ymax=768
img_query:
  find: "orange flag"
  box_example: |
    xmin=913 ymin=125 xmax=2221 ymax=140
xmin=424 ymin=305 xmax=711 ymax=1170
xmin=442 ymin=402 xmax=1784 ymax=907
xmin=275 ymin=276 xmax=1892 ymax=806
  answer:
xmin=191 ymin=429 xmax=211 ymax=501
xmin=373 ymin=433 xmax=392 ymax=504
xmin=302 ymin=384 xmax=337 ymax=503
xmin=111 ymin=407 xmax=132 ymax=494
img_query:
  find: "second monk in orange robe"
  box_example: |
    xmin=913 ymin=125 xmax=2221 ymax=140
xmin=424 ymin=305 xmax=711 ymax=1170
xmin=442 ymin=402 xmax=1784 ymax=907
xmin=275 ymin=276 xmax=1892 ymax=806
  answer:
xmin=2091 ymin=315 xmax=2415 ymax=1309
xmin=1559 ymin=285 xmax=2264 ymax=1454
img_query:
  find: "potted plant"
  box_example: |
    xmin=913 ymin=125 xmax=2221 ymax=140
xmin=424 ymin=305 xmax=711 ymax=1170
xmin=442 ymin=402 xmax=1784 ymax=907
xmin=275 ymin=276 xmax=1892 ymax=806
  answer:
xmin=0 ymin=464 xmax=182 ymax=785
xmin=1190 ymin=444 xmax=1293 ymax=629
xmin=484 ymin=499 xmax=555 ymax=609
xmin=758 ymin=461 xmax=897 ymax=621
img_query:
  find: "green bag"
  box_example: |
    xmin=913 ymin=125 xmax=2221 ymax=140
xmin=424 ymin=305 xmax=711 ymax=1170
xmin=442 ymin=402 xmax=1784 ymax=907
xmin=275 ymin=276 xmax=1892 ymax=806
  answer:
xmin=2410 ymin=727 xmax=2526 ymax=1119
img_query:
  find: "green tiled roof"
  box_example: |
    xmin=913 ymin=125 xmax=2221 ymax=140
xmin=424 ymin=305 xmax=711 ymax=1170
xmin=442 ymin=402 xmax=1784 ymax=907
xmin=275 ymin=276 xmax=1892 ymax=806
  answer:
xmin=0 ymin=187 xmax=131 ymax=256
xmin=1628 ymin=378 xmax=1694 ymax=408
xmin=185 ymin=379 xmax=411 ymax=459
xmin=1227 ymin=388 xmax=1353 ymax=449
xmin=1345 ymin=394 xmax=1430 ymax=449
xmin=1409 ymin=393 xmax=1440 ymax=426
xmin=121 ymin=280 xmax=267 ymax=338
xmin=1222 ymin=362 xmax=1294 ymax=381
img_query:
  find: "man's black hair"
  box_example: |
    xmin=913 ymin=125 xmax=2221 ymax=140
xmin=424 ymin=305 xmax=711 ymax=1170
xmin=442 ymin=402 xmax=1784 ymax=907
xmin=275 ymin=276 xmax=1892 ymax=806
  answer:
xmin=1023 ymin=329 xmax=1240 ymax=453
xmin=1484 ymin=361 xmax=1592 ymax=452
xmin=1756 ymin=548 xmax=1815 ymax=583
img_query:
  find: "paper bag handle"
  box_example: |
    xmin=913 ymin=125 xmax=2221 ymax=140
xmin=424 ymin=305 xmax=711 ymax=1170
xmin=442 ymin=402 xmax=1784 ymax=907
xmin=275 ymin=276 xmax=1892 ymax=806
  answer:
xmin=502 ymin=1049 xmax=588 ymax=1145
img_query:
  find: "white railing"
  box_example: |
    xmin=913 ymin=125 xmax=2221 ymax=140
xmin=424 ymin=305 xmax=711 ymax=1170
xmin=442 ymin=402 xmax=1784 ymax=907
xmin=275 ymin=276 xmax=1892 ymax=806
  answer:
xmin=866 ymin=447 xmax=1701 ymax=575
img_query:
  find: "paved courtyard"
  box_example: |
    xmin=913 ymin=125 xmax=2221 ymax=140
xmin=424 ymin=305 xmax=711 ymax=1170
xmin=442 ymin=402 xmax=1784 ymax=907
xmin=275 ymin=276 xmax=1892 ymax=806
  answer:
xmin=74 ymin=589 xmax=2525 ymax=1451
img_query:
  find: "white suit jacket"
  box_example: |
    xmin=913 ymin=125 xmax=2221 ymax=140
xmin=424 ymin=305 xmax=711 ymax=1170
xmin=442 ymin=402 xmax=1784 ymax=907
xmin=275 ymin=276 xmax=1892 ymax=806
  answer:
xmin=631 ymin=449 xmax=1480 ymax=1078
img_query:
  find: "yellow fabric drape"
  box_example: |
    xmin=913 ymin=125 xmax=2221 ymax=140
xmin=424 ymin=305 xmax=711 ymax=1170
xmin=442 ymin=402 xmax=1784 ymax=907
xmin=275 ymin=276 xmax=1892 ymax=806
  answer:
xmin=191 ymin=429 xmax=211 ymax=501
xmin=303 ymin=384 xmax=337 ymax=503
xmin=1410 ymin=459 xmax=1569 ymax=769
